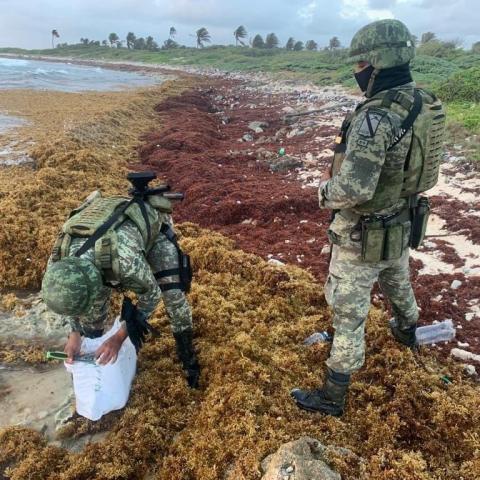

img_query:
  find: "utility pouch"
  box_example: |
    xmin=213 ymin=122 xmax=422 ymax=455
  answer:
xmin=178 ymin=250 xmax=193 ymax=293
xmin=410 ymin=196 xmax=430 ymax=248
xmin=383 ymin=223 xmax=405 ymax=260
xmin=361 ymin=218 xmax=386 ymax=262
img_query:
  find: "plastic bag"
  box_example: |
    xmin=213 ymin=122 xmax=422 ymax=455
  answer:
xmin=65 ymin=318 xmax=137 ymax=421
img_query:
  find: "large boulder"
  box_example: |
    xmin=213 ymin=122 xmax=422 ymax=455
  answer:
xmin=261 ymin=437 xmax=350 ymax=480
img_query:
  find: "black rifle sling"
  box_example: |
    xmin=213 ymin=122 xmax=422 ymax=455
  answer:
xmin=388 ymin=89 xmax=423 ymax=151
xmin=160 ymin=222 xmax=179 ymax=248
xmin=158 ymin=222 xmax=189 ymax=292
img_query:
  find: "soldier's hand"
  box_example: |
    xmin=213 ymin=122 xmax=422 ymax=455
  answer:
xmin=64 ymin=332 xmax=82 ymax=364
xmin=95 ymin=328 xmax=128 ymax=365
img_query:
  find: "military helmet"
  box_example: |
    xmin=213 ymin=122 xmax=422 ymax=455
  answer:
xmin=41 ymin=257 xmax=103 ymax=316
xmin=349 ymin=19 xmax=415 ymax=69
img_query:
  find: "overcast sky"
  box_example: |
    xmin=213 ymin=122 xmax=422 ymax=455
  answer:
xmin=0 ymin=0 xmax=478 ymax=50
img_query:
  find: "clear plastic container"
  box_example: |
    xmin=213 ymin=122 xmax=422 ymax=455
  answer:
xmin=303 ymin=331 xmax=332 ymax=345
xmin=416 ymin=319 xmax=456 ymax=345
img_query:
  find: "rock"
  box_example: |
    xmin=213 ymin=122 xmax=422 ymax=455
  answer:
xmin=321 ymin=245 xmax=331 ymax=255
xmin=268 ymin=259 xmax=285 ymax=267
xmin=260 ymin=437 xmax=345 ymax=480
xmin=256 ymin=148 xmax=276 ymax=161
xmin=465 ymin=312 xmax=475 ymax=322
xmin=451 ymin=280 xmax=462 ymax=290
xmin=464 ymin=365 xmax=477 ymax=376
xmin=242 ymin=133 xmax=254 ymax=142
xmin=249 ymin=121 xmax=269 ymax=133
xmin=287 ymin=128 xmax=305 ymax=139
xmin=269 ymin=156 xmax=303 ymax=173
xmin=0 ymin=294 xmax=69 ymax=343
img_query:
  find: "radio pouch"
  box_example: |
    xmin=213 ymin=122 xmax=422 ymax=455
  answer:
xmin=361 ymin=218 xmax=386 ymax=262
xmin=384 ymin=223 xmax=405 ymax=260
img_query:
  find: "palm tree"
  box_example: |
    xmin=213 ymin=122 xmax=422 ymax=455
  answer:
xmin=169 ymin=27 xmax=177 ymax=39
xmin=146 ymin=36 xmax=158 ymax=51
xmin=196 ymin=27 xmax=211 ymax=48
xmin=126 ymin=32 xmax=136 ymax=49
xmin=421 ymin=32 xmax=436 ymax=44
xmin=234 ymin=25 xmax=247 ymax=46
xmin=285 ymin=37 xmax=295 ymax=51
xmin=252 ymin=34 xmax=265 ymax=48
xmin=305 ymin=40 xmax=318 ymax=51
xmin=51 ymin=29 xmax=59 ymax=48
xmin=265 ymin=33 xmax=279 ymax=49
xmin=329 ymin=36 xmax=341 ymax=50
xmin=108 ymin=32 xmax=119 ymax=47
xmin=163 ymin=39 xmax=179 ymax=50
xmin=293 ymin=41 xmax=304 ymax=51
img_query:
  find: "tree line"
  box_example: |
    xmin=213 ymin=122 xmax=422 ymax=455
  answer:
xmin=51 ymin=26 xmax=480 ymax=56
xmin=51 ymin=25 xmax=342 ymax=52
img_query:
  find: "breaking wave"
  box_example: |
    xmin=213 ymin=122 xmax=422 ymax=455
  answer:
xmin=0 ymin=57 xmax=158 ymax=92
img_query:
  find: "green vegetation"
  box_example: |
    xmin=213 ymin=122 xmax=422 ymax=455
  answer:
xmin=1 ymin=33 xmax=479 ymax=162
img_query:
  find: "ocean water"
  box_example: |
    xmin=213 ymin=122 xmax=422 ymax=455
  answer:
xmin=0 ymin=57 xmax=157 ymax=93
xmin=0 ymin=57 xmax=162 ymax=165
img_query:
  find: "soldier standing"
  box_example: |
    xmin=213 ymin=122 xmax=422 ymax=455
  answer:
xmin=41 ymin=172 xmax=200 ymax=388
xmin=292 ymin=20 xmax=445 ymax=416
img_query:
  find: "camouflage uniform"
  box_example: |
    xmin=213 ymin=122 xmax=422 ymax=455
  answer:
xmin=319 ymin=83 xmax=419 ymax=374
xmin=56 ymin=214 xmax=192 ymax=337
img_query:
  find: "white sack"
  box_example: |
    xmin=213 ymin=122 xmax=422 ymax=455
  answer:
xmin=65 ymin=318 xmax=137 ymax=421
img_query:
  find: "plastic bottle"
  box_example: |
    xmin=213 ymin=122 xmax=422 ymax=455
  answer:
xmin=303 ymin=331 xmax=332 ymax=346
xmin=415 ymin=319 xmax=456 ymax=345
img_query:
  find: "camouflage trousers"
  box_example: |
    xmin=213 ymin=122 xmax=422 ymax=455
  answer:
xmin=324 ymin=242 xmax=418 ymax=374
xmin=72 ymin=231 xmax=192 ymax=337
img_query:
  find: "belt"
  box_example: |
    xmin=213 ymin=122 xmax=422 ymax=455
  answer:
xmin=339 ymin=208 xmax=411 ymax=225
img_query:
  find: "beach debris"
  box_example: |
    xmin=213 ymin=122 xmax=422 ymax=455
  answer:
xmin=303 ymin=331 xmax=332 ymax=345
xmin=451 ymin=348 xmax=480 ymax=363
xmin=450 ymin=279 xmax=462 ymax=290
xmin=242 ymin=133 xmax=254 ymax=142
xmin=415 ymin=319 xmax=456 ymax=345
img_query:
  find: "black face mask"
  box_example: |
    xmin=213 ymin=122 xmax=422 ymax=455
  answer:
xmin=354 ymin=65 xmax=375 ymax=92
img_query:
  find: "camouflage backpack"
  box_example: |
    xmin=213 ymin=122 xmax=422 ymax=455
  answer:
xmin=51 ymin=191 xmax=172 ymax=286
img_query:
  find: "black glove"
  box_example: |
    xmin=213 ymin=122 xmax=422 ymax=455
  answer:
xmin=121 ymin=297 xmax=155 ymax=352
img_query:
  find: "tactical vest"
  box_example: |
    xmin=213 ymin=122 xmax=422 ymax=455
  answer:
xmin=332 ymin=87 xmax=445 ymax=213
xmin=51 ymin=192 xmax=173 ymax=286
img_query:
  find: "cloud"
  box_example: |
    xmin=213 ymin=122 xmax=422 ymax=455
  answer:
xmin=0 ymin=0 xmax=477 ymax=49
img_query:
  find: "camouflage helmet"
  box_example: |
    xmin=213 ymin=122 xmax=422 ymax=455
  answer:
xmin=349 ymin=19 xmax=415 ymax=69
xmin=41 ymin=257 xmax=103 ymax=316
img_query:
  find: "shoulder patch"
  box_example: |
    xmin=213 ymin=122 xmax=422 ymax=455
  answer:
xmin=357 ymin=109 xmax=387 ymax=138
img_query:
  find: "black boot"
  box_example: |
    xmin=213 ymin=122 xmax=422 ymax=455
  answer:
xmin=173 ymin=329 xmax=200 ymax=389
xmin=389 ymin=319 xmax=417 ymax=348
xmin=291 ymin=368 xmax=350 ymax=417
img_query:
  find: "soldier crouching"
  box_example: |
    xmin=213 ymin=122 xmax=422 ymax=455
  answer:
xmin=41 ymin=172 xmax=200 ymax=388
